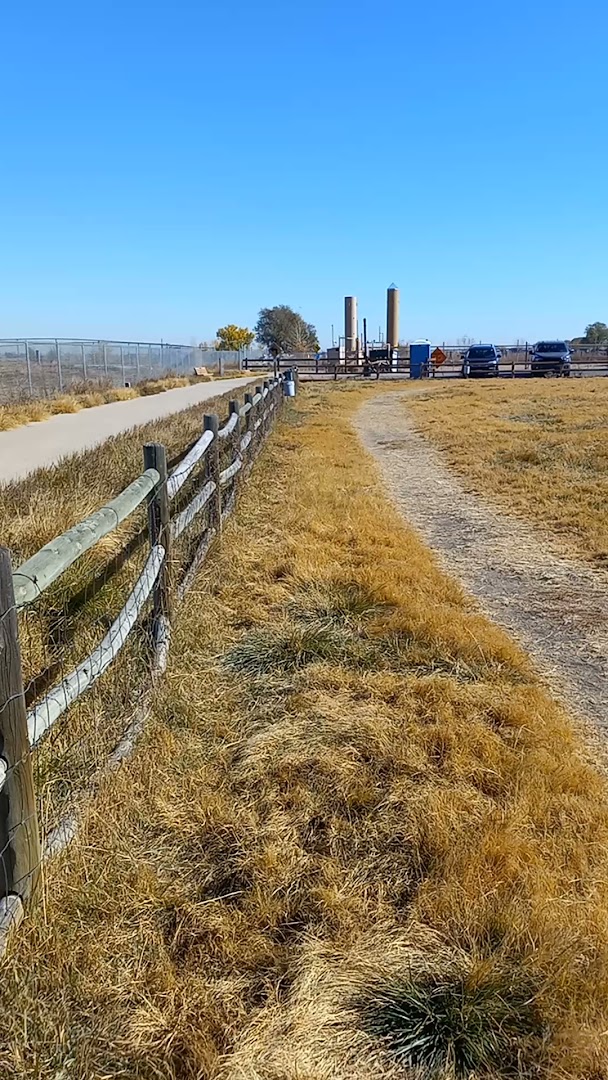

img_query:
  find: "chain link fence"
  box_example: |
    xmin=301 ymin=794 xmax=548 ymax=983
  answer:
xmin=0 ymin=339 xmax=260 ymax=403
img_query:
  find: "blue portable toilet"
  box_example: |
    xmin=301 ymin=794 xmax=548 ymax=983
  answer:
xmin=410 ymin=340 xmax=431 ymax=379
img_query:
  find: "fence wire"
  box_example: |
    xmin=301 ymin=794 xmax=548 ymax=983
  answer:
xmin=0 ymin=339 xmax=265 ymax=403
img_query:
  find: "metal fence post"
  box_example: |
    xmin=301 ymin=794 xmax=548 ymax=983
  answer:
xmin=143 ymin=444 xmax=172 ymax=623
xmin=204 ymin=415 xmax=221 ymax=537
xmin=120 ymin=346 xmax=126 ymax=385
xmin=56 ymin=339 xmax=63 ymax=392
xmin=24 ymin=341 xmax=32 ymax=397
xmin=0 ymin=549 xmax=42 ymax=906
xmin=136 ymin=344 xmax=141 ymax=379
xmin=102 ymin=342 xmax=108 ymax=376
xmin=219 ymin=354 xmax=225 ymax=377
xmin=81 ymin=343 xmax=87 ymax=380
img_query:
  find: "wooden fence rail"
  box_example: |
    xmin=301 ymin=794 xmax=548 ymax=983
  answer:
xmin=0 ymin=373 xmax=286 ymax=950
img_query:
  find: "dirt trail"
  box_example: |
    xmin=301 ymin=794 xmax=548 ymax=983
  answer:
xmin=358 ymin=393 xmax=608 ymax=733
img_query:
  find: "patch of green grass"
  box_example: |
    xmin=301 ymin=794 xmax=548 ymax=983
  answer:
xmin=357 ymin=970 xmax=543 ymax=1077
xmin=224 ymin=620 xmax=377 ymax=675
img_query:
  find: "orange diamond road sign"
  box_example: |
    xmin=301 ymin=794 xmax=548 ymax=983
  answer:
xmin=431 ymin=347 xmax=447 ymax=365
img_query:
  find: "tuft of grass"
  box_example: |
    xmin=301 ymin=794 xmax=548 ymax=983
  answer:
xmin=224 ymin=620 xmax=377 ymax=675
xmin=407 ymin=378 xmax=608 ymax=564
xmin=287 ymin=580 xmax=389 ymax=628
xmin=357 ymin=969 xmax=543 ymax=1077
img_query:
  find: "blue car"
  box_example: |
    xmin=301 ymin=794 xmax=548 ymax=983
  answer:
xmin=531 ymin=341 xmax=571 ymax=376
xmin=461 ymin=344 xmax=501 ymax=378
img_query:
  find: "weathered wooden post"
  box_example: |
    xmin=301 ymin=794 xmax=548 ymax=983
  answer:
xmin=244 ymin=392 xmax=253 ymax=434
xmin=262 ymin=380 xmax=271 ymax=434
xmin=143 ymin=443 xmax=172 ymax=623
xmin=229 ymin=399 xmax=241 ymax=474
xmin=0 ymin=548 xmax=41 ymax=907
xmin=204 ymin=415 xmax=221 ymax=537
xmin=229 ymin=399 xmax=240 ymax=436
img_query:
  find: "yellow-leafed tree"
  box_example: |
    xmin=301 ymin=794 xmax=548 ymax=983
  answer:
xmin=216 ymin=325 xmax=255 ymax=351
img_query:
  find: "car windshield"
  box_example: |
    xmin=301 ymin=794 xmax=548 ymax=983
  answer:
xmin=536 ymin=342 xmax=567 ymax=354
xmin=468 ymin=347 xmax=494 ymax=358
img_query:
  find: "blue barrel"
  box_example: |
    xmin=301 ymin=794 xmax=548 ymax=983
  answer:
xmin=410 ymin=341 xmax=431 ymax=379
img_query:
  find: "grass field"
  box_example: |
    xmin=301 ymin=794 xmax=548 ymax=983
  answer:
xmin=2 ymin=384 xmax=608 ymax=1078
xmin=407 ymin=378 xmax=608 ymax=565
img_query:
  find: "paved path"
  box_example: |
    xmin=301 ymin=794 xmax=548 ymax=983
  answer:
xmin=0 ymin=378 xmax=257 ymax=484
xmin=358 ymin=393 xmax=608 ymax=735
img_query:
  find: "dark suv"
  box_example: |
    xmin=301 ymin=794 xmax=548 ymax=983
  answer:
xmin=461 ymin=344 xmax=501 ymax=378
xmin=531 ymin=341 xmax=571 ymax=376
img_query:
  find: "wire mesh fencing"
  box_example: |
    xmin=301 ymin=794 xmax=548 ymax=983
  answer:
xmin=0 ymin=339 xmax=257 ymax=403
xmin=0 ymin=373 xmax=287 ymax=947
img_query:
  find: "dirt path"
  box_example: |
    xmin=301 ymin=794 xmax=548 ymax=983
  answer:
xmin=358 ymin=393 xmax=608 ymax=733
xmin=0 ymin=377 xmax=257 ymax=484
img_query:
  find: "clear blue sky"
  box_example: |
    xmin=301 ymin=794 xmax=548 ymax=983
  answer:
xmin=2 ymin=0 xmax=606 ymax=346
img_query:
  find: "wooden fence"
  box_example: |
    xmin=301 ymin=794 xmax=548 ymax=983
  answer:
xmin=0 ymin=374 xmax=286 ymax=949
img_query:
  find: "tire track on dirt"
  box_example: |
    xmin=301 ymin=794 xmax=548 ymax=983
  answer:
xmin=358 ymin=393 xmax=608 ymax=734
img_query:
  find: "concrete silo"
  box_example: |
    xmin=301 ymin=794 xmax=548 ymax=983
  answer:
xmin=386 ymin=284 xmax=399 ymax=350
xmin=344 ymin=296 xmax=358 ymax=356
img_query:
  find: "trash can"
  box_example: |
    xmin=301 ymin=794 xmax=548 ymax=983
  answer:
xmin=410 ymin=341 xmax=431 ymax=379
xmin=283 ymin=368 xmax=296 ymax=397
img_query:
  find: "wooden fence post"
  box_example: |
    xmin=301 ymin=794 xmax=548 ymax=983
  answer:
xmin=143 ymin=443 xmax=172 ymax=623
xmin=254 ymin=386 xmax=264 ymax=444
xmin=262 ymin=381 xmax=270 ymax=433
xmin=0 ymin=548 xmax=41 ymax=904
xmin=204 ymin=415 xmax=221 ymax=536
xmin=244 ymin=392 xmax=253 ymax=434
xmin=229 ymin=399 xmax=240 ymax=438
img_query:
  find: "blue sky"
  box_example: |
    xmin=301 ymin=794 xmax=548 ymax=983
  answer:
xmin=1 ymin=0 xmax=606 ymax=346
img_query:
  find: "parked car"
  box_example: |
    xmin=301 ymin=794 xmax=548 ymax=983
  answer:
xmin=461 ymin=344 xmax=501 ymax=378
xmin=530 ymin=341 xmax=571 ymax=376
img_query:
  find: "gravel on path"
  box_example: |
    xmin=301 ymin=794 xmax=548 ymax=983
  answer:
xmin=358 ymin=393 xmax=608 ymax=734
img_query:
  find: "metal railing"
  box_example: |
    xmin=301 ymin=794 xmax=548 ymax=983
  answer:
xmin=0 ymin=339 xmax=262 ymax=403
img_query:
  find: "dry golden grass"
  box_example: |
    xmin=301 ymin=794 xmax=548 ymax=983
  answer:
xmin=407 ymin=378 xmax=608 ymax=565
xmin=1 ymin=384 xmax=608 ymax=1078
xmin=0 ymin=375 xmax=211 ymax=432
